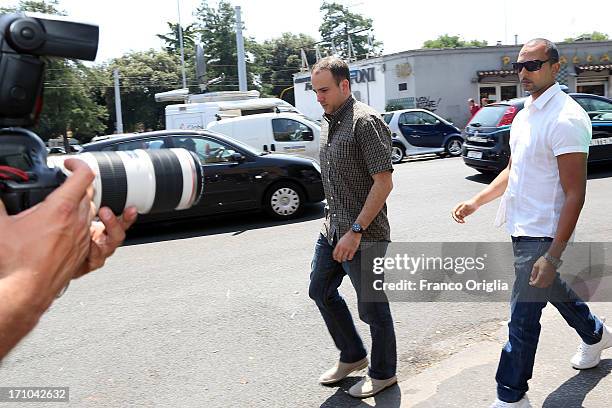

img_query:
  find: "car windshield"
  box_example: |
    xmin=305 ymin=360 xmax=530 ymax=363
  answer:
xmin=383 ymin=113 xmax=394 ymax=124
xmin=468 ymin=105 xmax=509 ymax=127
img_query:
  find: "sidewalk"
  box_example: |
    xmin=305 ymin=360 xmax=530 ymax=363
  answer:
xmin=397 ymin=303 xmax=612 ymax=408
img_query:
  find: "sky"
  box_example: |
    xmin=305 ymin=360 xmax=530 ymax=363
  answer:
xmin=4 ymin=0 xmax=612 ymax=64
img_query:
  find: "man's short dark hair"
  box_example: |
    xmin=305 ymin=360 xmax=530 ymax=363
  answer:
xmin=526 ymin=38 xmax=560 ymax=63
xmin=312 ymin=56 xmax=351 ymax=87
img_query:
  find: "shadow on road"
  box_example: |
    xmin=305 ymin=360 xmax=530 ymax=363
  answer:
xmin=542 ymin=359 xmax=612 ymax=408
xmin=465 ymin=162 xmax=612 ymax=185
xmin=124 ymin=202 xmax=325 ymax=246
xmin=395 ymin=154 xmax=457 ymax=166
xmin=320 ymin=376 xmax=402 ymax=408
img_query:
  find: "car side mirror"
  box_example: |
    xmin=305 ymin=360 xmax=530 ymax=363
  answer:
xmin=302 ymin=130 xmax=314 ymax=141
xmin=231 ymin=152 xmax=245 ymax=162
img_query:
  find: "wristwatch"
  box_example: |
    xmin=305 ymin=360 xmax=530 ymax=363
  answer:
xmin=543 ymin=252 xmax=563 ymax=269
xmin=351 ymin=222 xmax=365 ymax=234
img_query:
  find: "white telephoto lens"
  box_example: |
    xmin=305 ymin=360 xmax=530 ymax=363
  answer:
xmin=48 ymin=148 xmax=203 ymax=215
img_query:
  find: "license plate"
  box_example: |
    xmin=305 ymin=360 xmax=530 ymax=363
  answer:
xmin=467 ymin=150 xmax=483 ymax=159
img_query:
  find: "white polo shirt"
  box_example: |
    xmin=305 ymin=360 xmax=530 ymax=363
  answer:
xmin=495 ymin=82 xmax=592 ymax=238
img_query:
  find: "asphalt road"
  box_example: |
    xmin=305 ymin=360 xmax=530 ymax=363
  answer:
xmin=2 ymin=156 xmax=611 ymax=407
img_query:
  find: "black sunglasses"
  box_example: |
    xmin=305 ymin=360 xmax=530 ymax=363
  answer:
xmin=512 ymin=59 xmax=550 ymax=72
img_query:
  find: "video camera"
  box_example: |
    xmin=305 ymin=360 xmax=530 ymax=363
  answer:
xmin=0 ymin=12 xmax=203 ymax=215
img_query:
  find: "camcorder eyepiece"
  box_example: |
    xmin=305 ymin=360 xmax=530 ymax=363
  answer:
xmin=0 ymin=13 xmax=204 ymax=216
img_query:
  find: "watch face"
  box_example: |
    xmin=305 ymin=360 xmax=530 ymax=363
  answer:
xmin=352 ymin=223 xmax=362 ymax=233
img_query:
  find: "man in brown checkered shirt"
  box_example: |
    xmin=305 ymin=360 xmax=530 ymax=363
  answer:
xmin=308 ymin=56 xmax=397 ymax=398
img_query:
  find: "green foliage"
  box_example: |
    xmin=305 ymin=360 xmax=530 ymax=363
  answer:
xmin=564 ymin=31 xmax=610 ymax=42
xmin=255 ymin=33 xmax=317 ymax=103
xmin=423 ymin=34 xmax=488 ymax=49
xmin=319 ymin=1 xmax=382 ymax=59
xmin=34 ymin=60 xmax=108 ymax=141
xmin=103 ymin=50 xmax=183 ymax=132
xmin=193 ymin=0 xmax=258 ymax=91
xmin=156 ymin=22 xmax=198 ymax=59
xmin=0 ymin=0 xmax=64 ymax=14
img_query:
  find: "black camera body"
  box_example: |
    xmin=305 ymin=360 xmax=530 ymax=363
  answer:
xmin=0 ymin=12 xmax=99 ymax=127
xmin=0 ymin=127 xmax=67 ymax=214
xmin=0 ymin=12 xmax=98 ymax=215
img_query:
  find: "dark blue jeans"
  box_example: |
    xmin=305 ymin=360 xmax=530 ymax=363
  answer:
xmin=309 ymin=233 xmax=396 ymax=380
xmin=496 ymin=236 xmax=604 ymax=403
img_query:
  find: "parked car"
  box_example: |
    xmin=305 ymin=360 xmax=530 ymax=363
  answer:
xmin=46 ymin=144 xmax=83 ymax=155
xmin=382 ymin=108 xmax=464 ymax=164
xmin=207 ymin=112 xmax=320 ymax=162
xmin=462 ymin=93 xmax=612 ymax=174
xmin=81 ymin=130 xmax=325 ymax=222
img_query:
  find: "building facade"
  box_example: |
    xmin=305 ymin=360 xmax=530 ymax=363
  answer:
xmin=294 ymin=41 xmax=612 ymax=128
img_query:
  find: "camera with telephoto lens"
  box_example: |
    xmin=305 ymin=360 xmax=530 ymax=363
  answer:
xmin=0 ymin=12 xmax=204 ymax=216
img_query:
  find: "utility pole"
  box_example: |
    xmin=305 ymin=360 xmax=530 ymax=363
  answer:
xmin=177 ymin=0 xmax=187 ymax=89
xmin=235 ymin=6 xmax=247 ymax=91
xmin=113 ymin=69 xmax=123 ymax=134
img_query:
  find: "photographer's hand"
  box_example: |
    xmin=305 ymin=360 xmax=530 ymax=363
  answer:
xmin=0 ymin=159 xmax=95 ymax=358
xmin=73 ymin=206 xmax=137 ymax=278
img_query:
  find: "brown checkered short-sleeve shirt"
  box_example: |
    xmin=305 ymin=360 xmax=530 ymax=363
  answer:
xmin=319 ymin=96 xmax=393 ymax=243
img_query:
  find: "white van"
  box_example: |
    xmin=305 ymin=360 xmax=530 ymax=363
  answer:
xmin=165 ymin=98 xmax=299 ymax=131
xmin=207 ymin=112 xmax=321 ymax=161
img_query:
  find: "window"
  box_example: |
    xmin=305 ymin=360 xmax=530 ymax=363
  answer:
xmin=399 ymin=111 xmax=439 ymax=125
xmin=468 ymin=105 xmax=509 ymax=127
xmin=102 ymin=137 xmax=168 ymax=152
xmin=589 ymin=98 xmax=612 ymax=112
xmin=172 ymin=136 xmax=238 ymax=164
xmin=272 ymin=119 xmax=313 ymax=142
xmin=415 ymin=111 xmax=439 ymax=125
xmin=577 ymin=83 xmax=606 ymax=97
xmin=383 ymin=113 xmax=394 ymax=124
xmin=398 ymin=83 xmax=408 ymax=91
xmin=398 ymin=112 xmax=421 ymax=125
xmin=500 ymin=85 xmax=518 ymax=101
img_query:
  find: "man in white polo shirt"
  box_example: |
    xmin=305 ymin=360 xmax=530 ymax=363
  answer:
xmin=452 ymin=38 xmax=612 ymax=408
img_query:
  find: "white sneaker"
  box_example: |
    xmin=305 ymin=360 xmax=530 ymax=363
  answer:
xmin=571 ymin=323 xmax=612 ymax=370
xmin=489 ymin=395 xmax=532 ymax=408
xmin=318 ymin=358 xmax=368 ymax=385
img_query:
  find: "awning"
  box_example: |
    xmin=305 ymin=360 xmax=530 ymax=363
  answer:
xmin=575 ymin=64 xmax=612 ymax=74
xmin=477 ymin=70 xmax=517 ymax=81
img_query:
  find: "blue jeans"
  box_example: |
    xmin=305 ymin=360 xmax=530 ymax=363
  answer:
xmin=308 ymin=234 xmax=396 ymax=380
xmin=496 ymin=236 xmax=604 ymax=403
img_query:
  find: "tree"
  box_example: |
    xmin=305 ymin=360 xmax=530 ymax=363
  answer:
xmin=157 ymin=22 xmax=198 ymax=59
xmin=0 ymin=0 xmax=62 ymax=14
xmin=1 ymin=0 xmax=108 ymax=141
xmin=192 ymin=0 xmax=260 ymax=92
xmin=564 ymin=32 xmax=610 ymax=42
xmin=255 ymin=33 xmax=317 ymax=104
xmin=104 ymin=50 xmax=183 ymax=132
xmin=422 ymin=34 xmax=488 ymax=49
xmin=319 ymin=1 xmax=382 ymax=60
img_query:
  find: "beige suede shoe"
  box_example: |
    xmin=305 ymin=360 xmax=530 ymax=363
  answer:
xmin=318 ymin=358 xmax=368 ymax=385
xmin=348 ymin=374 xmax=397 ymax=398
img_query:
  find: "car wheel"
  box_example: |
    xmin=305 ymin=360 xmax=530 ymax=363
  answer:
xmin=445 ymin=137 xmax=463 ymax=157
xmin=264 ymin=181 xmax=305 ymax=220
xmin=391 ymin=143 xmax=405 ymax=164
